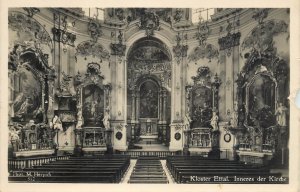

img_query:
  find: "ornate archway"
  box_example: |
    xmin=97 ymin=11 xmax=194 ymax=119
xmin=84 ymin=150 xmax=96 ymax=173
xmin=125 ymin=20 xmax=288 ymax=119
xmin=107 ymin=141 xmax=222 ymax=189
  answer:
xmin=127 ymin=37 xmax=172 ymax=146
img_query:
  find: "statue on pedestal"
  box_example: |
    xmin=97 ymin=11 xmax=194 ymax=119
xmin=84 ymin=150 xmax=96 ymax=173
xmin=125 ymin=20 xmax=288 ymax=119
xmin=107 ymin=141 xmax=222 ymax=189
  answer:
xmin=102 ymin=107 xmax=111 ymax=130
xmin=210 ymin=111 xmax=219 ymax=131
xmin=275 ymin=102 xmax=288 ymax=127
xmin=231 ymin=101 xmax=239 ymax=127
xmin=184 ymin=114 xmax=191 ymax=131
xmin=51 ymin=115 xmax=63 ymax=131
xmin=76 ymin=104 xmax=84 ymax=129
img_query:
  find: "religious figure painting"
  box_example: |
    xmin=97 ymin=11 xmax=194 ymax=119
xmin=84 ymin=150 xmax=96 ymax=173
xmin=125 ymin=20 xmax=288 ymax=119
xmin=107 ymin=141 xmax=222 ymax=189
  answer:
xmin=248 ymin=75 xmax=276 ymax=128
xmin=82 ymin=85 xmax=104 ymax=126
xmin=140 ymin=81 xmax=158 ymax=118
xmin=13 ymin=67 xmax=42 ymax=121
xmin=191 ymin=87 xmax=212 ymax=127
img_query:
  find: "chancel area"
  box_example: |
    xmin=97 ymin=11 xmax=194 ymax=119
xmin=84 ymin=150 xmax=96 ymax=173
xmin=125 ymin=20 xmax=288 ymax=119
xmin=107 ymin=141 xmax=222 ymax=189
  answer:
xmin=8 ymin=8 xmax=290 ymax=183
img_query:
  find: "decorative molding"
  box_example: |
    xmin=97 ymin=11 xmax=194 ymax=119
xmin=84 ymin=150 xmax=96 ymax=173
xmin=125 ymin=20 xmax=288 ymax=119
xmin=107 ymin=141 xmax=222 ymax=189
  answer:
xmin=173 ymin=32 xmax=188 ymax=63
xmin=188 ymin=44 xmax=219 ymax=63
xmin=191 ymin=66 xmax=211 ymax=86
xmin=173 ymin=45 xmax=188 ymax=63
xmin=189 ymin=22 xmax=219 ymax=63
xmin=8 ymin=12 xmax=52 ymax=48
xmin=173 ymin=8 xmax=184 ymax=23
xmin=56 ymin=71 xmax=73 ymax=97
xmin=115 ymin=123 xmax=123 ymax=131
xmin=139 ymin=10 xmax=160 ymax=37
xmin=88 ymin=20 xmax=103 ymax=42
xmin=218 ymin=32 xmax=241 ymax=57
xmin=75 ymin=41 xmax=110 ymax=62
xmin=8 ymin=41 xmax=53 ymax=75
xmin=252 ymin=8 xmax=269 ymax=24
xmin=52 ymin=27 xmax=76 ymax=47
xmin=115 ymin=8 xmax=125 ymax=21
xmin=195 ymin=22 xmax=210 ymax=46
xmin=23 ymin=8 xmax=40 ymax=17
xmin=211 ymin=8 xmax=242 ymax=22
xmin=74 ymin=62 xmax=104 ymax=87
xmin=110 ymin=43 xmax=126 ymax=56
xmin=241 ymin=20 xmax=288 ymax=56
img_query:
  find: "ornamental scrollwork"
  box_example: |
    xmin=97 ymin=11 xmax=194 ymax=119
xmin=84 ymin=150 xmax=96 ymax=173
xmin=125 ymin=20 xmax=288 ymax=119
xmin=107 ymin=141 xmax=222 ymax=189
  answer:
xmin=139 ymin=10 xmax=160 ymax=37
xmin=173 ymin=8 xmax=184 ymax=23
xmin=110 ymin=43 xmax=126 ymax=56
xmin=88 ymin=20 xmax=103 ymax=43
xmin=23 ymin=8 xmax=40 ymax=17
xmin=218 ymin=32 xmax=241 ymax=57
xmin=173 ymin=33 xmax=188 ymax=64
xmin=241 ymin=20 xmax=288 ymax=58
xmin=52 ymin=27 xmax=76 ymax=47
xmin=56 ymin=71 xmax=73 ymax=97
xmin=74 ymin=62 xmax=104 ymax=88
xmin=252 ymin=8 xmax=270 ymax=24
xmin=8 ymin=12 xmax=52 ymax=48
xmin=189 ymin=22 xmax=219 ymax=63
xmin=188 ymin=44 xmax=219 ymax=63
xmin=75 ymin=41 xmax=110 ymax=62
xmin=195 ymin=22 xmax=210 ymax=46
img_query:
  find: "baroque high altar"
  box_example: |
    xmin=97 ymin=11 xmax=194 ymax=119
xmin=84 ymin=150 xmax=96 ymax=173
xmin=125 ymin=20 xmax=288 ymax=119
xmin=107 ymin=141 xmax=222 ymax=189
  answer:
xmin=8 ymin=8 xmax=290 ymax=165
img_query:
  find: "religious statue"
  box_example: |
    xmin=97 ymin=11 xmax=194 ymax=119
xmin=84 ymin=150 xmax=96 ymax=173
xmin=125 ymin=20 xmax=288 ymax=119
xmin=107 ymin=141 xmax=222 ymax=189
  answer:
xmin=275 ymin=102 xmax=288 ymax=126
xmin=9 ymin=127 xmax=20 ymax=142
xmin=210 ymin=111 xmax=219 ymax=131
xmin=230 ymin=101 xmax=239 ymax=127
xmin=76 ymin=104 xmax=84 ymax=129
xmin=102 ymin=108 xmax=111 ymax=130
xmin=52 ymin=115 xmax=63 ymax=131
xmin=184 ymin=114 xmax=191 ymax=130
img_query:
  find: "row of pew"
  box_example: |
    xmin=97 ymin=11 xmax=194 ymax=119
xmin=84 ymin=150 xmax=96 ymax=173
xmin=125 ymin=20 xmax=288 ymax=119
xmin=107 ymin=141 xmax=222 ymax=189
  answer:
xmin=9 ymin=155 xmax=130 ymax=183
xmin=166 ymin=156 xmax=287 ymax=184
xmin=129 ymin=156 xmax=168 ymax=183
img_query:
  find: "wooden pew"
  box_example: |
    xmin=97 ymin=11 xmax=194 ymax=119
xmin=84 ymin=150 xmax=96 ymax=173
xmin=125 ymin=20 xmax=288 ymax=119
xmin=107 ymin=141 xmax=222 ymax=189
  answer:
xmin=9 ymin=155 xmax=131 ymax=183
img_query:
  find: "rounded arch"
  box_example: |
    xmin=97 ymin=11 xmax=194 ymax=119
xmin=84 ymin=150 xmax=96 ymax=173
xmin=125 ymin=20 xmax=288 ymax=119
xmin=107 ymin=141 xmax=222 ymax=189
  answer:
xmin=125 ymin=30 xmax=173 ymax=60
xmin=135 ymin=74 xmax=162 ymax=91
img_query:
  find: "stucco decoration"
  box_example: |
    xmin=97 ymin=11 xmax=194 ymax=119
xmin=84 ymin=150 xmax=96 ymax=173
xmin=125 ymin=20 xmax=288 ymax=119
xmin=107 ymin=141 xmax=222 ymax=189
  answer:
xmin=189 ymin=22 xmax=219 ymax=63
xmin=188 ymin=44 xmax=219 ymax=63
xmin=241 ymin=20 xmax=288 ymax=58
xmin=88 ymin=20 xmax=103 ymax=42
xmin=252 ymin=8 xmax=270 ymax=24
xmin=23 ymin=8 xmax=40 ymax=17
xmin=218 ymin=32 xmax=241 ymax=57
xmin=139 ymin=10 xmax=160 ymax=37
xmin=75 ymin=41 xmax=110 ymax=62
xmin=8 ymin=12 xmax=52 ymax=48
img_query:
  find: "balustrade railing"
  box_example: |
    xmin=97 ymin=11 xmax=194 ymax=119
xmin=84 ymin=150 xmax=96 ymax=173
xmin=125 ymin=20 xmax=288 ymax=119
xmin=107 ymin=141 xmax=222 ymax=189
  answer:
xmin=8 ymin=155 xmax=70 ymax=170
xmin=119 ymin=151 xmax=176 ymax=159
xmin=11 ymin=140 xmax=54 ymax=152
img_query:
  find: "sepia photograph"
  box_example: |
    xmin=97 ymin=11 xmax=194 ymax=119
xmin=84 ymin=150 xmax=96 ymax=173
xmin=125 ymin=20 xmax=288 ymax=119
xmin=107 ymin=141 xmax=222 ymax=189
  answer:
xmin=1 ymin=2 xmax=300 ymax=192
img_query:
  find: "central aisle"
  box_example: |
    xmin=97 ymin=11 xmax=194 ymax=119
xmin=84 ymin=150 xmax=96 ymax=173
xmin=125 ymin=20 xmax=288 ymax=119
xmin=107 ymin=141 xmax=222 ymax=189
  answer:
xmin=128 ymin=156 xmax=169 ymax=183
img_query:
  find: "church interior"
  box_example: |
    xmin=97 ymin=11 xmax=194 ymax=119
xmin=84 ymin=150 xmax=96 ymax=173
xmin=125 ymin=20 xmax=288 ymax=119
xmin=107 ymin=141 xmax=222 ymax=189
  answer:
xmin=7 ymin=8 xmax=290 ymax=184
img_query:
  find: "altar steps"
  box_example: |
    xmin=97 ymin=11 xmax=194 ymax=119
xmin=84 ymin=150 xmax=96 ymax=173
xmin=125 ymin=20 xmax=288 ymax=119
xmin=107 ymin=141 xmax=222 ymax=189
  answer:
xmin=128 ymin=156 xmax=169 ymax=183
